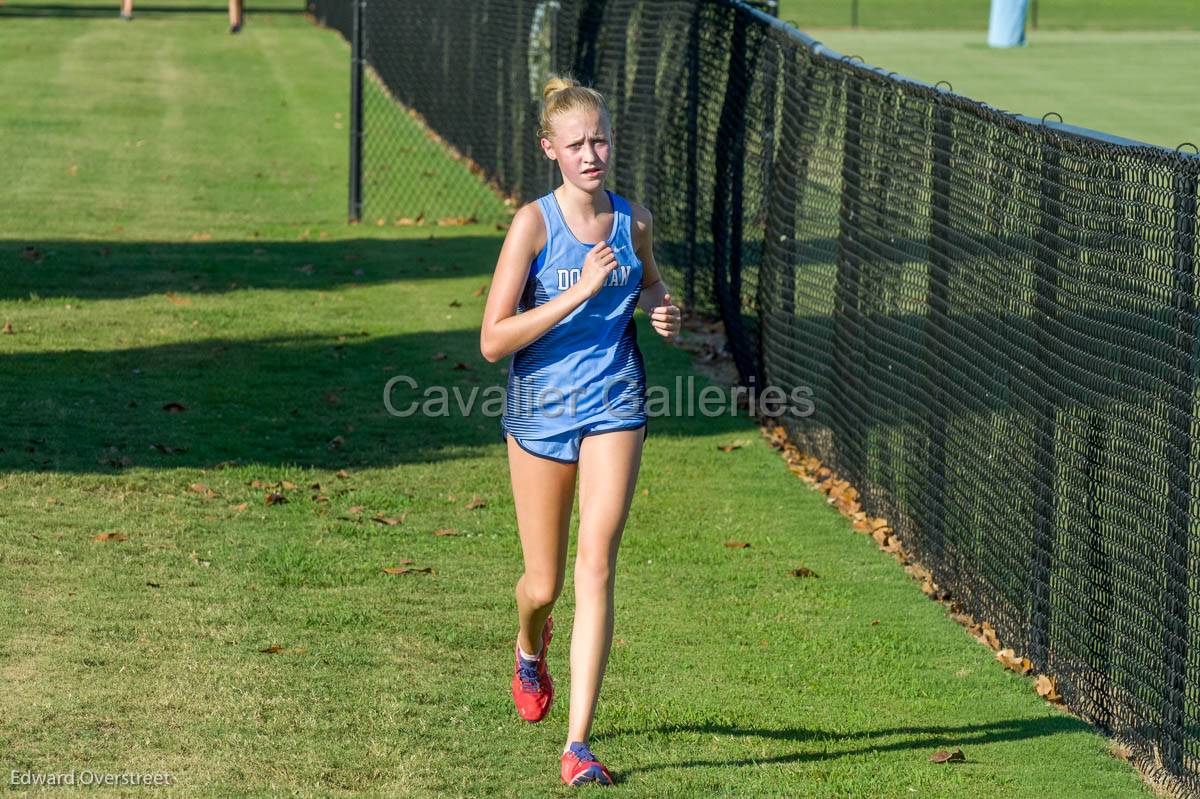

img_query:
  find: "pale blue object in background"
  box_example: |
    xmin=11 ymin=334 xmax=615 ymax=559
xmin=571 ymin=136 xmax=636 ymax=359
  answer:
xmin=988 ymin=0 xmax=1029 ymax=47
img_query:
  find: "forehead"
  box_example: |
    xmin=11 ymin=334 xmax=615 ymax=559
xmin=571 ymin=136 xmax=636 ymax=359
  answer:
xmin=552 ymin=108 xmax=610 ymax=140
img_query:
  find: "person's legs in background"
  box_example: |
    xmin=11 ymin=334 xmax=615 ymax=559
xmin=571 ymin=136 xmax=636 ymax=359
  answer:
xmin=228 ymin=0 xmax=244 ymax=33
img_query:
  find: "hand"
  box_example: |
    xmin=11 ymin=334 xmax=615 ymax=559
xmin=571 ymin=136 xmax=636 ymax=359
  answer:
xmin=576 ymin=241 xmax=618 ymax=300
xmin=650 ymin=292 xmax=681 ymax=340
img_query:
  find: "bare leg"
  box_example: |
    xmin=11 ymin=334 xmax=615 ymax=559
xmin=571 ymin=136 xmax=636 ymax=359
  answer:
xmin=120 ymin=0 xmax=133 ymax=18
xmin=566 ymin=427 xmax=644 ymax=746
xmin=228 ymin=0 xmax=243 ymax=28
xmin=507 ymin=435 xmax=575 ymax=656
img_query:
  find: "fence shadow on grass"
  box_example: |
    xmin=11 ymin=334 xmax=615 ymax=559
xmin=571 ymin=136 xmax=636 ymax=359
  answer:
xmin=596 ymin=716 xmax=1111 ymax=779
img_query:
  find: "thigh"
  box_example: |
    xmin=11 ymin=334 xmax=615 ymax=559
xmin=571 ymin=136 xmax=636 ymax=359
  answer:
xmin=507 ymin=434 xmax=576 ymax=585
xmin=576 ymin=426 xmax=645 ymax=570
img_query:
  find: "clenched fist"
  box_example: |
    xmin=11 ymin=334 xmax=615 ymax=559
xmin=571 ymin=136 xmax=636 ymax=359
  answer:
xmin=650 ymin=292 xmax=681 ymax=340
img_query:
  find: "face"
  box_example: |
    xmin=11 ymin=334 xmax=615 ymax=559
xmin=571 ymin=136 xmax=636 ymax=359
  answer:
xmin=540 ymin=108 xmax=612 ymax=190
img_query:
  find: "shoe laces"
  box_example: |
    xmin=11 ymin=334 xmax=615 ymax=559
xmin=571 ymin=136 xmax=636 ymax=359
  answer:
xmin=517 ymin=656 xmax=543 ymax=692
xmin=569 ymin=742 xmax=599 ymax=764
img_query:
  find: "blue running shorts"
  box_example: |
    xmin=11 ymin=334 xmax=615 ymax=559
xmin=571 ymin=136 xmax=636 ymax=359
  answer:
xmin=502 ymin=418 xmax=648 ymax=464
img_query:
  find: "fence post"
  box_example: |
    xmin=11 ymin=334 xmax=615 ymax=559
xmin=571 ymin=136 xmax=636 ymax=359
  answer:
xmin=683 ymin=2 xmax=700 ymax=311
xmin=759 ymin=46 xmax=810 ymax=390
xmin=921 ymin=99 xmax=954 ymax=583
xmin=1161 ymin=167 xmax=1197 ymax=777
xmin=348 ymin=0 xmax=365 ymax=222
xmin=710 ymin=8 xmax=753 ymax=384
xmin=832 ymin=68 xmax=866 ymax=477
xmin=1027 ymin=138 xmax=1064 ymax=671
xmin=1083 ymin=410 xmax=1113 ymax=731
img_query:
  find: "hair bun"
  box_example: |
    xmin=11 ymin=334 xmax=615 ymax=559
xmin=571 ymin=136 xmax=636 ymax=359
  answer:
xmin=542 ymin=75 xmax=578 ymax=102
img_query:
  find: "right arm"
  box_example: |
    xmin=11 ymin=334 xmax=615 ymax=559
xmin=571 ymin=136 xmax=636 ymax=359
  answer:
xmin=480 ymin=203 xmax=618 ymax=363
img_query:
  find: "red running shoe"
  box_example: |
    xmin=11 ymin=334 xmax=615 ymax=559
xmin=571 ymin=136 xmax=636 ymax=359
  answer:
xmin=561 ymin=741 xmax=614 ymax=786
xmin=511 ymin=615 xmax=554 ymax=722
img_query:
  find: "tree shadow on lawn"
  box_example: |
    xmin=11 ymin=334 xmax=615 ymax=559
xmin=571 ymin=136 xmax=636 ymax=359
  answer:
xmin=0 ymin=237 xmax=501 ymax=302
xmin=1 ymin=327 xmax=748 ymax=474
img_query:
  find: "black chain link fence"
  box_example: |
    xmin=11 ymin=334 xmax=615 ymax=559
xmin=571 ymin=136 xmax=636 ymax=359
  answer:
xmin=307 ymin=1 xmax=1200 ymax=794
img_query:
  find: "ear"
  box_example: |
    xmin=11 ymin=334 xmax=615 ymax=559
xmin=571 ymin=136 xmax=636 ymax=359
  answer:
xmin=539 ymin=137 xmax=556 ymax=161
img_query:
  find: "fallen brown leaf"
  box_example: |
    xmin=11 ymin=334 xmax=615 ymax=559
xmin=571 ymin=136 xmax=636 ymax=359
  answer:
xmin=372 ymin=514 xmax=406 ymax=526
xmin=717 ymin=439 xmax=750 ymax=452
xmin=190 ymin=483 xmax=218 ymax=498
xmin=433 ymin=528 xmax=459 ymax=537
xmin=996 ymin=648 xmax=1033 ymax=675
xmin=1035 ymin=674 xmax=1062 ymax=702
xmin=464 ymin=494 xmax=486 ymax=510
xmin=724 ymin=541 xmax=750 ymax=549
xmin=93 ymin=531 xmax=128 ymax=542
xmin=265 ymin=492 xmax=288 ymax=506
xmin=789 ymin=566 xmax=818 ymax=577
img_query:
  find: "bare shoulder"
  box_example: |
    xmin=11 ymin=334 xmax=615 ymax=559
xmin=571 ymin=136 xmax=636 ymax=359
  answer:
xmin=627 ymin=200 xmax=653 ymax=249
xmin=508 ymin=200 xmax=547 ymax=251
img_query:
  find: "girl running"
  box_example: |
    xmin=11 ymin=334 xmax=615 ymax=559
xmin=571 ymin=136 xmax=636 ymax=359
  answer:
xmin=479 ymin=74 xmax=681 ymax=786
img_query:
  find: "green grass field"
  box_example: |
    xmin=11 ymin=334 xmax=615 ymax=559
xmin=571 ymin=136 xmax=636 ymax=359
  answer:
xmin=776 ymin=0 xmax=1200 ymax=31
xmin=799 ymin=29 xmax=1199 ymax=149
xmin=0 ymin=1 xmax=1173 ymax=797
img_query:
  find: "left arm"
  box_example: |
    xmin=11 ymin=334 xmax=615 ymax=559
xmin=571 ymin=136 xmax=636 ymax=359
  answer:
xmin=632 ymin=203 xmax=681 ymax=341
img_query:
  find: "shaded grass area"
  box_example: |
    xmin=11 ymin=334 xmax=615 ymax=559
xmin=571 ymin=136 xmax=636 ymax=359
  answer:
xmin=0 ymin=4 xmax=1164 ymax=798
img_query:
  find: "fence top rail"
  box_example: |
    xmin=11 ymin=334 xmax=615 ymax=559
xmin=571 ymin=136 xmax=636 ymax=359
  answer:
xmin=723 ymin=0 xmax=1200 ymax=163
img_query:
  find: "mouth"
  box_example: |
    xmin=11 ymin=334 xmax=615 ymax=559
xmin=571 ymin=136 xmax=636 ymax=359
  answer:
xmin=582 ymin=167 xmax=604 ymax=177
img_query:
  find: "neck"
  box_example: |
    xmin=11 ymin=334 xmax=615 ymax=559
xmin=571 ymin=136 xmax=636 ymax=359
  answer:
xmin=555 ymin=182 xmax=610 ymax=219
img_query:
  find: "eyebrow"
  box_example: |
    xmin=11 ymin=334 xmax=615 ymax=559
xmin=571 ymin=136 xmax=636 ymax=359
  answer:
xmin=567 ymin=134 xmax=607 ymax=145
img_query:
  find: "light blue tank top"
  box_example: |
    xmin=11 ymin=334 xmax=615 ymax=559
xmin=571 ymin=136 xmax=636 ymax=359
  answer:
xmin=501 ymin=189 xmax=647 ymax=439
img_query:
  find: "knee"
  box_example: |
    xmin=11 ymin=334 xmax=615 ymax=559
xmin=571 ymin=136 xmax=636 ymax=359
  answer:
xmin=574 ymin=556 xmax=614 ymax=592
xmin=519 ymin=575 xmax=561 ymax=610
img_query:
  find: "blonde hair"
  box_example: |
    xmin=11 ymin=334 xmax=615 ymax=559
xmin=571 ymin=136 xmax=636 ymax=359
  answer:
xmin=537 ymin=74 xmax=610 ymax=141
